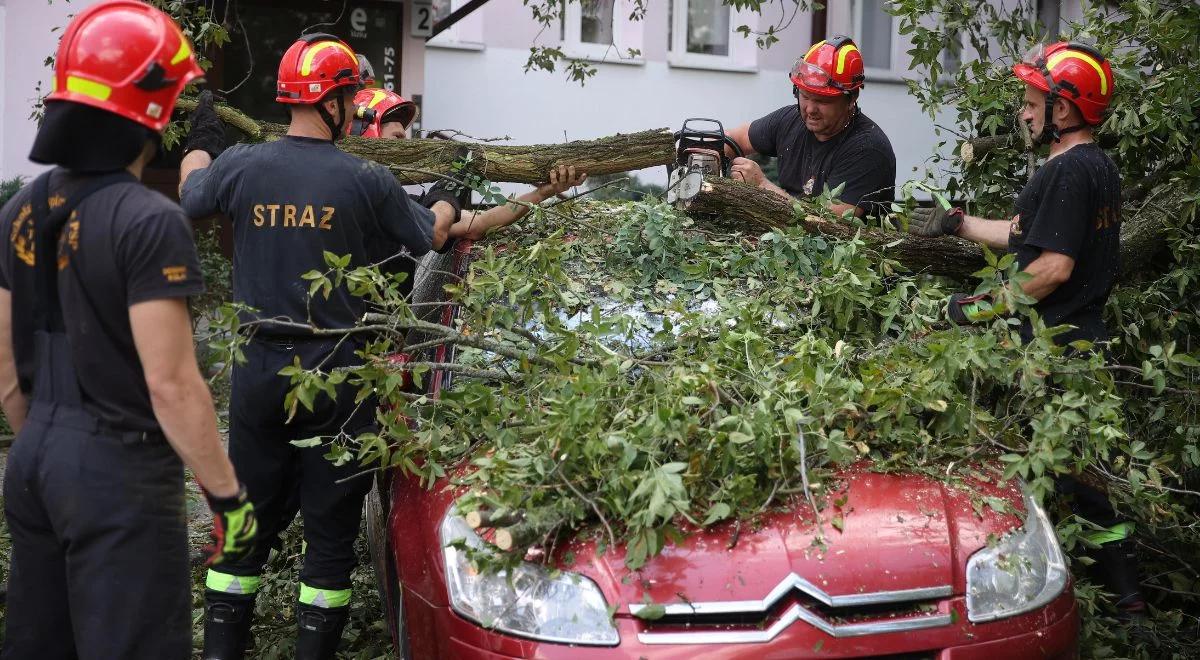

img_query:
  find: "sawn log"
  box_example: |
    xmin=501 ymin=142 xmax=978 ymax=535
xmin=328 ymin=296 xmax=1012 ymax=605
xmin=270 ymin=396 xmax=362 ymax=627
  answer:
xmin=175 ymin=97 xmax=675 ymax=185
xmin=684 ymin=176 xmax=1167 ymax=281
xmin=684 ymin=177 xmax=989 ymax=280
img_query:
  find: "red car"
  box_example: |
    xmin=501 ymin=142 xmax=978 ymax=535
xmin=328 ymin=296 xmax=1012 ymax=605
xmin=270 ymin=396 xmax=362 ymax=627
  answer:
xmin=365 ymin=242 xmax=1079 ymax=659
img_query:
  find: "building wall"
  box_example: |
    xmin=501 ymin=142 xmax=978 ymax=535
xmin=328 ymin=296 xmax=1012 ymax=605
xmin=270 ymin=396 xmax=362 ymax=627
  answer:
xmin=0 ymin=0 xmax=428 ymax=182
xmin=0 ymin=0 xmax=93 ymax=182
xmin=424 ymin=0 xmax=944 ymax=189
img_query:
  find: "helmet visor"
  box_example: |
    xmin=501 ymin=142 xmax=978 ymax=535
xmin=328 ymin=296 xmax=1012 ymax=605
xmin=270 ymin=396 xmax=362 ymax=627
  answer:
xmin=1021 ymin=43 xmax=1050 ymax=67
xmin=791 ymin=59 xmax=846 ymax=92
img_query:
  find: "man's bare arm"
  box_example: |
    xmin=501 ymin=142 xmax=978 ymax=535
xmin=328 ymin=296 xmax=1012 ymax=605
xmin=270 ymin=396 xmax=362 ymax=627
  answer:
xmin=178 ymin=150 xmax=212 ymax=198
xmin=0 ymin=288 xmax=28 ymax=434
xmin=130 ymin=298 xmax=238 ymax=498
xmin=1017 ymin=249 xmax=1074 ymax=301
xmin=725 ymin=122 xmax=757 ymax=158
xmin=450 ymin=166 xmax=587 ymax=241
xmin=956 ymin=215 xmax=1012 ymax=250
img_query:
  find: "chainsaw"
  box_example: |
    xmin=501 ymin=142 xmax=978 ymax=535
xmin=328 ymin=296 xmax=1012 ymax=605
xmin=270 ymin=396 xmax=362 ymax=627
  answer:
xmin=665 ymin=118 xmax=744 ymax=207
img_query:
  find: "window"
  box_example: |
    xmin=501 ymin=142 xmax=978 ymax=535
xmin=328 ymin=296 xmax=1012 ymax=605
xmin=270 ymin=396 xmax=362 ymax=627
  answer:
xmin=428 ymin=0 xmax=485 ymax=49
xmin=854 ymin=0 xmax=893 ymax=70
xmin=580 ymin=0 xmax=615 ymax=45
xmin=684 ymin=0 xmax=730 ymax=56
xmin=668 ymin=0 xmax=756 ymax=71
xmin=1036 ymin=0 xmax=1061 ymax=39
xmin=561 ymin=0 xmax=643 ymax=63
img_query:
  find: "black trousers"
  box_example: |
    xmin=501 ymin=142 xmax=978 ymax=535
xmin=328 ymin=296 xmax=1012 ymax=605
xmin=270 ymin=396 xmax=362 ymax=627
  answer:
xmin=218 ymin=336 xmax=376 ymax=591
xmin=2 ymin=404 xmax=190 ymax=660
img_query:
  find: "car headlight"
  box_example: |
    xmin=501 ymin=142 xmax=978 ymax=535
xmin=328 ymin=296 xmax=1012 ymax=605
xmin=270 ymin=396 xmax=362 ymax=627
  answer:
xmin=965 ymin=491 xmax=1069 ymax=623
xmin=440 ymin=514 xmax=620 ymax=645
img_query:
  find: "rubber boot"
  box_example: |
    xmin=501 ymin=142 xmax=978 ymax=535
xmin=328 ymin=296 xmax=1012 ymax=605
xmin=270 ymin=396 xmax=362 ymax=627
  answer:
xmin=296 ymin=603 xmax=350 ymax=660
xmin=202 ymin=592 xmax=256 ymax=660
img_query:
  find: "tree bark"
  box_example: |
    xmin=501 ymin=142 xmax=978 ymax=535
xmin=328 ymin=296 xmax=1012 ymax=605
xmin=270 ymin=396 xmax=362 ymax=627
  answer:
xmin=174 ymin=97 xmax=675 ymax=185
xmin=684 ymin=177 xmax=989 ymax=280
xmin=684 ymin=176 xmax=1169 ymax=281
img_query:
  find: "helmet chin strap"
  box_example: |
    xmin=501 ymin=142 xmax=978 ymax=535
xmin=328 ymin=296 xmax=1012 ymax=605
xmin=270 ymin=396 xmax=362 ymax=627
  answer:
xmin=316 ymin=92 xmax=348 ymax=142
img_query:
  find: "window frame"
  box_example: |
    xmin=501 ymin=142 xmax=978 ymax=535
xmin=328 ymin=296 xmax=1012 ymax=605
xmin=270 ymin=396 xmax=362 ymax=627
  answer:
xmin=667 ymin=0 xmax=757 ymax=73
xmin=560 ymin=0 xmax=645 ymax=65
xmin=850 ymin=0 xmax=905 ymax=82
xmin=427 ymin=0 xmax=486 ymax=51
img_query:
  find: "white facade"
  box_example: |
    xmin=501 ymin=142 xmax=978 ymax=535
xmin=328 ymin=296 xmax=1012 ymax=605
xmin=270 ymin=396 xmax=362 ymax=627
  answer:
xmin=0 ymin=0 xmax=85 ymax=182
xmin=0 ymin=0 xmax=1085 ymax=190
xmin=423 ymin=0 xmax=960 ymax=189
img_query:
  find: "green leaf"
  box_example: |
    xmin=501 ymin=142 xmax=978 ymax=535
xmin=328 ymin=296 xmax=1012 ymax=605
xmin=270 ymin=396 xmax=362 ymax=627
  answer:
xmin=702 ymin=503 xmax=732 ymax=526
xmin=291 ymin=437 xmax=323 ymax=448
xmin=633 ymin=604 xmax=666 ymax=621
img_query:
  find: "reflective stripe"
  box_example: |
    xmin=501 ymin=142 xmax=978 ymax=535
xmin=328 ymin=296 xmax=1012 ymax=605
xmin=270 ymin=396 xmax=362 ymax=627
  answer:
xmin=1047 ymin=50 xmax=1108 ymax=95
xmin=206 ymin=570 xmax=261 ymax=595
xmin=301 ymin=41 xmax=356 ymax=76
xmin=366 ymin=89 xmax=389 ymax=109
xmin=66 ymin=76 xmax=112 ymax=101
xmin=835 ymin=44 xmax=860 ymax=75
xmin=170 ymin=38 xmax=192 ymax=66
xmin=299 ymin=583 xmax=351 ymax=608
xmin=803 ymin=40 xmax=826 ymax=62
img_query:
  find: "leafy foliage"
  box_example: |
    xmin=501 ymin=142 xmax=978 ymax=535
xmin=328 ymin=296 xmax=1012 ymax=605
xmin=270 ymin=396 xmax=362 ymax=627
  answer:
xmin=892 ymin=1 xmax=1200 ymax=655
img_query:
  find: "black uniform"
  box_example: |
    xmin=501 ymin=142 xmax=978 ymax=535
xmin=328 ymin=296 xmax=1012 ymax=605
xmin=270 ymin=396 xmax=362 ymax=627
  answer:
xmin=1008 ymin=142 xmax=1121 ymax=345
xmin=0 ymin=170 xmax=205 ymax=659
xmin=749 ymin=104 xmax=896 ymax=216
xmin=179 ymin=136 xmax=435 ymax=607
xmin=1009 ymin=142 xmax=1139 ymax=606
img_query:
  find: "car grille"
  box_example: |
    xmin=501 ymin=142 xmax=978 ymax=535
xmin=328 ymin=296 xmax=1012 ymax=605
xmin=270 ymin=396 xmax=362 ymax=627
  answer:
xmin=631 ymin=573 xmax=953 ymax=645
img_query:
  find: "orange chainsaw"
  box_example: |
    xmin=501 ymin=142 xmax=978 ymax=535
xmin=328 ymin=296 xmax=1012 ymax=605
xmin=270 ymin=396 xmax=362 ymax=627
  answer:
xmin=666 ymin=118 xmax=744 ymax=206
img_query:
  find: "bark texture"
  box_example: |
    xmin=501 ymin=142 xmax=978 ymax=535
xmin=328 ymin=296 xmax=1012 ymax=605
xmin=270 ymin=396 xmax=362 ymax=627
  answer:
xmin=174 ymin=97 xmax=674 ymax=184
xmin=685 ymin=176 xmax=1169 ymax=281
xmin=685 ymin=177 xmax=989 ymax=280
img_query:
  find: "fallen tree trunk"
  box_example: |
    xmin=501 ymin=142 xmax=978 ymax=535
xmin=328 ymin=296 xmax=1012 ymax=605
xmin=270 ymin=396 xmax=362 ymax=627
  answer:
xmin=685 ymin=177 xmax=988 ymax=279
xmin=685 ymin=176 xmax=1168 ymax=281
xmin=174 ymin=97 xmax=675 ymax=185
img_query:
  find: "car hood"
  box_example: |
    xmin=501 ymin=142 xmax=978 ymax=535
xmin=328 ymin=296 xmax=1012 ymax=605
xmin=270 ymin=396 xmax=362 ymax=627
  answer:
xmin=553 ymin=467 xmax=1024 ymax=614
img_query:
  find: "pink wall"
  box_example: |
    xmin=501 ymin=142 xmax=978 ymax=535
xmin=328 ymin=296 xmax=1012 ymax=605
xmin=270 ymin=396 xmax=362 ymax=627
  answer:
xmin=1 ymin=0 xmax=95 ymax=181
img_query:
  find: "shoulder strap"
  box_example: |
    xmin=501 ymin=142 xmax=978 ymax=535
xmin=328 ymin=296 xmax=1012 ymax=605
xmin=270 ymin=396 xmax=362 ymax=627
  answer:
xmin=30 ymin=169 xmax=138 ymax=332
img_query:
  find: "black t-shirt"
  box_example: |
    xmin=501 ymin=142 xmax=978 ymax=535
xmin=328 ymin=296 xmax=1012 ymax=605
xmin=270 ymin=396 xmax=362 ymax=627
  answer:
xmin=1008 ymin=143 xmax=1121 ymax=345
xmin=180 ymin=136 xmax=436 ymax=332
xmin=0 ymin=170 xmax=205 ymax=430
xmin=366 ymin=193 xmax=428 ymax=303
xmin=748 ymin=104 xmax=896 ymax=216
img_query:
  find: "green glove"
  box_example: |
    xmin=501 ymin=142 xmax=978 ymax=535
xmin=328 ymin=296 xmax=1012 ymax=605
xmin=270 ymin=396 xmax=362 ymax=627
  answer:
xmin=947 ymin=292 xmax=1007 ymax=324
xmin=204 ymin=484 xmax=258 ymax=566
xmin=908 ymin=205 xmax=964 ymax=238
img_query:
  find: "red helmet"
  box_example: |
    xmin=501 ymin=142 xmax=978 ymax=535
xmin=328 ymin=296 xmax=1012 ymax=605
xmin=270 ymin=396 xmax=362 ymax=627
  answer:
xmin=46 ymin=0 xmax=203 ymax=133
xmin=276 ymin=33 xmax=361 ymax=104
xmin=351 ymin=88 xmax=419 ymax=138
xmin=790 ymin=36 xmax=865 ymax=98
xmin=1013 ymin=41 xmax=1114 ymax=126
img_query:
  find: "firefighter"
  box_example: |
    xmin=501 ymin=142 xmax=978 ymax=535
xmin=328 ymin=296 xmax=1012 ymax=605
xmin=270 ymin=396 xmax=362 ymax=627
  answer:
xmin=178 ymin=34 xmax=459 ymax=659
xmin=722 ymin=36 xmax=897 ymax=217
xmin=906 ymin=42 xmax=1144 ymax=615
xmin=0 ymin=2 xmax=256 ymax=658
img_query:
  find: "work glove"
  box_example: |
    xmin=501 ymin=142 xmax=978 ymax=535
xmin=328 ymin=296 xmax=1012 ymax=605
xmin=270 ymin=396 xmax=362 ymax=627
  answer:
xmin=946 ymin=292 xmax=1002 ymax=325
xmin=421 ymin=180 xmax=463 ymax=223
xmin=908 ymin=205 xmax=964 ymax=238
xmin=203 ymin=484 xmax=258 ymax=566
xmin=184 ymin=90 xmax=228 ymax=160
xmin=423 ymin=144 xmax=473 ymax=215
